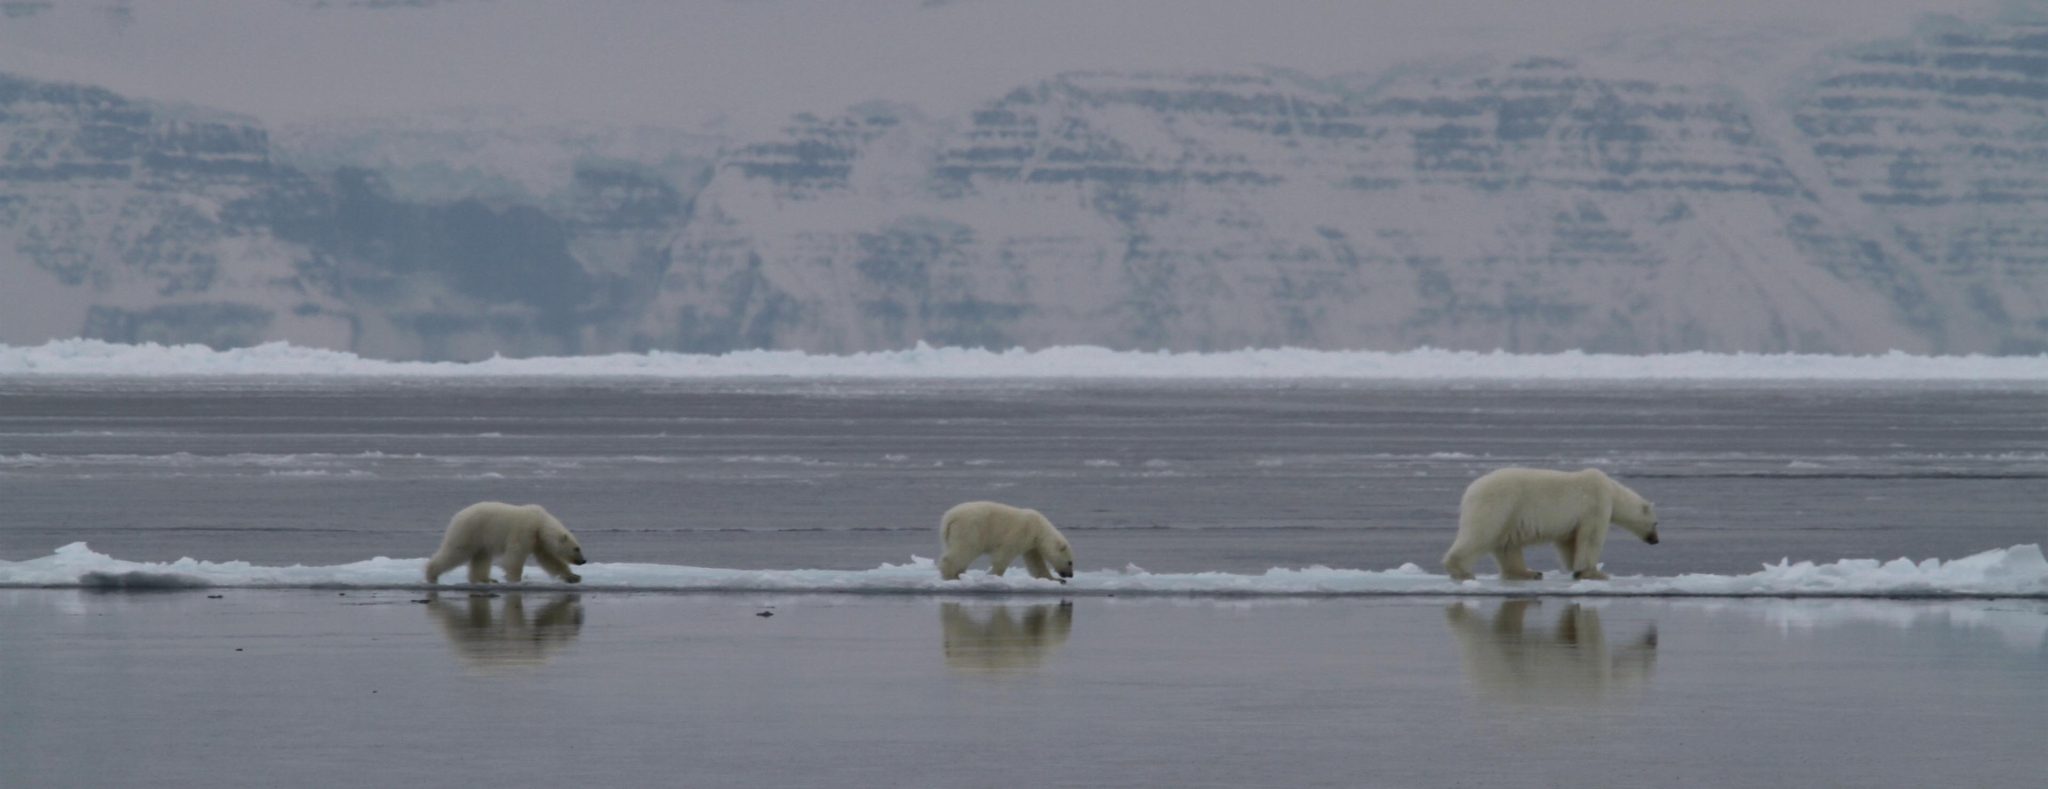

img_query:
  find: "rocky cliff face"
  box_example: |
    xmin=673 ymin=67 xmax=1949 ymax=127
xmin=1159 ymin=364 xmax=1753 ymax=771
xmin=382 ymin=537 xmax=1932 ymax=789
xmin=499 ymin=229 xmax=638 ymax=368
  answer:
xmin=5 ymin=19 xmax=2047 ymax=358
xmin=633 ymin=60 xmax=1965 ymax=354
xmin=1789 ymin=23 xmax=2048 ymax=353
xmin=0 ymin=73 xmax=331 ymax=350
xmin=0 ymin=80 xmax=708 ymax=359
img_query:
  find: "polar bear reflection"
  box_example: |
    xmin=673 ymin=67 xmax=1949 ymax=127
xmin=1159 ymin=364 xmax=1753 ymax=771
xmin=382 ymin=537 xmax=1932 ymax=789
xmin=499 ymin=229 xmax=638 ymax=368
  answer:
xmin=425 ymin=592 xmax=584 ymax=670
xmin=1443 ymin=600 xmax=1656 ymax=705
xmin=940 ymin=602 xmax=1074 ymax=674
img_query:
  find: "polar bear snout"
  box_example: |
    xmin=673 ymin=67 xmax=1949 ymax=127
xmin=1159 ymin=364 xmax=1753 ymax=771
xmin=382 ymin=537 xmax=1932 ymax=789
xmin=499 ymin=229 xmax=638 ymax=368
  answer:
xmin=1050 ymin=551 xmax=1075 ymax=579
xmin=1644 ymin=528 xmax=1661 ymax=545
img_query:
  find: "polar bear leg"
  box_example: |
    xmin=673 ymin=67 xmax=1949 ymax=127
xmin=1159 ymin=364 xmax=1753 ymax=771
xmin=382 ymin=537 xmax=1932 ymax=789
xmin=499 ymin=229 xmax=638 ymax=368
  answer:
xmin=1553 ymin=540 xmax=1578 ymax=573
xmin=987 ymin=551 xmax=1016 ymax=577
xmin=465 ymin=552 xmax=496 ymax=583
xmin=535 ymin=552 xmax=581 ymax=583
xmin=500 ymin=552 xmax=529 ymax=583
xmin=1571 ymin=518 xmax=1610 ymax=580
xmin=1020 ymin=551 xmax=1052 ymax=580
xmin=939 ymin=551 xmax=973 ymax=581
xmin=1494 ymin=548 xmax=1542 ymax=581
xmin=1442 ymin=541 xmax=1481 ymax=581
xmin=425 ymin=550 xmax=466 ymax=583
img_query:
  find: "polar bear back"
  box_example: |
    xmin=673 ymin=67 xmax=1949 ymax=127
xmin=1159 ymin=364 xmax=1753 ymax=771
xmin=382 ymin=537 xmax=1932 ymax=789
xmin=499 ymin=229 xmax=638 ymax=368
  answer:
xmin=439 ymin=501 xmax=566 ymax=551
xmin=1460 ymin=468 xmax=1621 ymax=547
xmin=941 ymin=501 xmax=1059 ymax=552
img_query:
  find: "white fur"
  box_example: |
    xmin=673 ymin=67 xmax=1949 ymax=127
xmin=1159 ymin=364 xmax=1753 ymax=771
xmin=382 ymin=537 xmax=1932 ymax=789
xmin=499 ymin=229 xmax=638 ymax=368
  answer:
xmin=424 ymin=501 xmax=588 ymax=584
xmin=938 ymin=501 xmax=1075 ymax=582
xmin=1442 ymin=468 xmax=1660 ymax=582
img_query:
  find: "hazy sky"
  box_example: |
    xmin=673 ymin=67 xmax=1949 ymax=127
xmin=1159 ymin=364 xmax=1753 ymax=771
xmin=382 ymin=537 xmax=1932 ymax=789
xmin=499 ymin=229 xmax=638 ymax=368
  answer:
xmin=0 ymin=0 xmax=1999 ymax=133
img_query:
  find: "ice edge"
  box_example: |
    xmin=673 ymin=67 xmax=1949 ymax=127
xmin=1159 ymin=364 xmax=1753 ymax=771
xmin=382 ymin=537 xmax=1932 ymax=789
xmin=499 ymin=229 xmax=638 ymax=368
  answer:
xmin=6 ymin=543 xmax=2043 ymax=599
xmin=6 ymin=339 xmax=2048 ymax=381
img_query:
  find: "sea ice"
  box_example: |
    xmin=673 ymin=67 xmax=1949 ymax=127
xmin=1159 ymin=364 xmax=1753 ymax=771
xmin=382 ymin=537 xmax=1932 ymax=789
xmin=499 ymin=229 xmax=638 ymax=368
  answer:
xmin=2 ymin=542 xmax=2041 ymax=598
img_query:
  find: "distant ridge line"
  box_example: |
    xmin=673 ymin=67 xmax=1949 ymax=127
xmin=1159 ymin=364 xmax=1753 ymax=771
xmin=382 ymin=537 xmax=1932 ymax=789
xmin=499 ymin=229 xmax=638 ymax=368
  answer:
xmin=5 ymin=340 xmax=2047 ymax=381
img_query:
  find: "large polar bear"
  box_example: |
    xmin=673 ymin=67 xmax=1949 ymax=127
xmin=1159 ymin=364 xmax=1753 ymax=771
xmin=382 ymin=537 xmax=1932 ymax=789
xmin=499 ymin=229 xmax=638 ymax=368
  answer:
xmin=1442 ymin=468 xmax=1660 ymax=582
xmin=425 ymin=502 xmax=588 ymax=584
xmin=938 ymin=501 xmax=1075 ymax=582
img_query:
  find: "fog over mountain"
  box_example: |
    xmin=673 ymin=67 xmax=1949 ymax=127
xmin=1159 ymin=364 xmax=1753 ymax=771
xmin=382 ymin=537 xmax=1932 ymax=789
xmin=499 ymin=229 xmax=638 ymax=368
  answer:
xmin=3 ymin=0 xmax=2042 ymax=359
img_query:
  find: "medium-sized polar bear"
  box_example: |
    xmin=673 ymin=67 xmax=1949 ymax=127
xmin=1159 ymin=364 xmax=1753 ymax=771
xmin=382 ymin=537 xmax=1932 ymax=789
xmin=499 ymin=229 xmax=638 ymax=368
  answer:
xmin=938 ymin=501 xmax=1075 ymax=582
xmin=425 ymin=502 xmax=588 ymax=584
xmin=1442 ymin=468 xmax=1660 ymax=582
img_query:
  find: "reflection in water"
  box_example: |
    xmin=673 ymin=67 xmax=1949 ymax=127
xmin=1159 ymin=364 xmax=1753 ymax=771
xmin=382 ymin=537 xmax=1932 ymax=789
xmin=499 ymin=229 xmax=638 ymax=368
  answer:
xmin=1689 ymin=599 xmax=2048 ymax=655
xmin=425 ymin=592 xmax=584 ymax=670
xmin=1444 ymin=600 xmax=1657 ymax=705
xmin=940 ymin=601 xmax=1073 ymax=675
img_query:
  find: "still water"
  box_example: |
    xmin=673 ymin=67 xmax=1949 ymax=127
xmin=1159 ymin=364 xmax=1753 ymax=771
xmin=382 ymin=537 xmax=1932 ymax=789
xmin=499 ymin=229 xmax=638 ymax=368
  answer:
xmin=0 ymin=591 xmax=2040 ymax=788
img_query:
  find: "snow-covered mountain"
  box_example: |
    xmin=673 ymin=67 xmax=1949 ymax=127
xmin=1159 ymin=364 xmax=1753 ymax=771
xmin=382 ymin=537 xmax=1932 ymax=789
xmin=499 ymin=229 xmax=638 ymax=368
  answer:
xmin=3 ymin=15 xmax=2045 ymax=359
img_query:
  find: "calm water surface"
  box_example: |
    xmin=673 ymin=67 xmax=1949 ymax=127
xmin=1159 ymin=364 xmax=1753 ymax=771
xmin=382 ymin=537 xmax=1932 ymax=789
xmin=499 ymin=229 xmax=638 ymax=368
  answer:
xmin=1 ymin=378 xmax=2043 ymax=788
xmin=1 ymin=378 xmax=2042 ymax=575
xmin=0 ymin=592 xmax=2040 ymax=788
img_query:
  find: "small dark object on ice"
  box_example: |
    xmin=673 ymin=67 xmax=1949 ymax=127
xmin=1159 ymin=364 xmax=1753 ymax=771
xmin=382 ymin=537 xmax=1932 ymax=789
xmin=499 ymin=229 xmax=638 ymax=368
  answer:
xmin=410 ymin=599 xmax=430 ymax=604
xmin=206 ymin=594 xmax=223 ymax=599
xmin=234 ymin=648 xmax=243 ymax=652
xmin=755 ymin=610 xmax=774 ymax=618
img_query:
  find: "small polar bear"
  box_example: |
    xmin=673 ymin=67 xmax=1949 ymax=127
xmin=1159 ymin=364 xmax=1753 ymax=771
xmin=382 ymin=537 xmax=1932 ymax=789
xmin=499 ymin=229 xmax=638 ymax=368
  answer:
xmin=1442 ymin=467 xmax=1660 ymax=582
xmin=424 ymin=501 xmax=588 ymax=584
xmin=938 ymin=501 xmax=1075 ymax=582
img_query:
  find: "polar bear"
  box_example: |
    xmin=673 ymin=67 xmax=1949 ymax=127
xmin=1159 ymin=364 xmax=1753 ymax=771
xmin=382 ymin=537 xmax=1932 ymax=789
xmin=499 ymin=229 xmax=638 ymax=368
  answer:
xmin=1442 ymin=468 xmax=1660 ymax=582
xmin=424 ymin=501 xmax=588 ymax=584
xmin=938 ymin=501 xmax=1074 ymax=582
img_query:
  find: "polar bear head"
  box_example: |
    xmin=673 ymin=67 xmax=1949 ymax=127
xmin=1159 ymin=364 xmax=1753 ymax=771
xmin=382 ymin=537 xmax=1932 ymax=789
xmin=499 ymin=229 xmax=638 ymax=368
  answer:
xmin=535 ymin=511 xmax=588 ymax=565
xmin=1605 ymin=479 xmax=1660 ymax=545
xmin=554 ymin=530 xmax=588 ymax=565
xmin=1035 ymin=517 xmax=1075 ymax=579
xmin=1044 ymin=538 xmax=1074 ymax=579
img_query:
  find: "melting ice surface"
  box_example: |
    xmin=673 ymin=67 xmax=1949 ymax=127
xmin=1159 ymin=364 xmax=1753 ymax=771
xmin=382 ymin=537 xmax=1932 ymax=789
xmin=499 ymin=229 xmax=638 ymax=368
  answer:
xmin=4 ymin=543 xmax=2044 ymax=597
xmin=5 ymin=339 xmax=2048 ymax=380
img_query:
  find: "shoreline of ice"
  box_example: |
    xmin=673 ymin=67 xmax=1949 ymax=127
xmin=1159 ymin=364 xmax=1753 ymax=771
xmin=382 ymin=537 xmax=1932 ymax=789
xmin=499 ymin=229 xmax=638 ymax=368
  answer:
xmin=4 ymin=542 xmax=2043 ymax=598
xmin=5 ymin=339 xmax=2048 ymax=381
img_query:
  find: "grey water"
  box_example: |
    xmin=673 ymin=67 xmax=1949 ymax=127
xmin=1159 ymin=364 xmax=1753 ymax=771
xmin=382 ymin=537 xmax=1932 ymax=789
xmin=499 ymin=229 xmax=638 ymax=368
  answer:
xmin=1 ymin=378 xmax=2044 ymax=574
xmin=0 ymin=591 xmax=2041 ymax=788
xmin=1 ymin=378 xmax=2045 ymax=788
